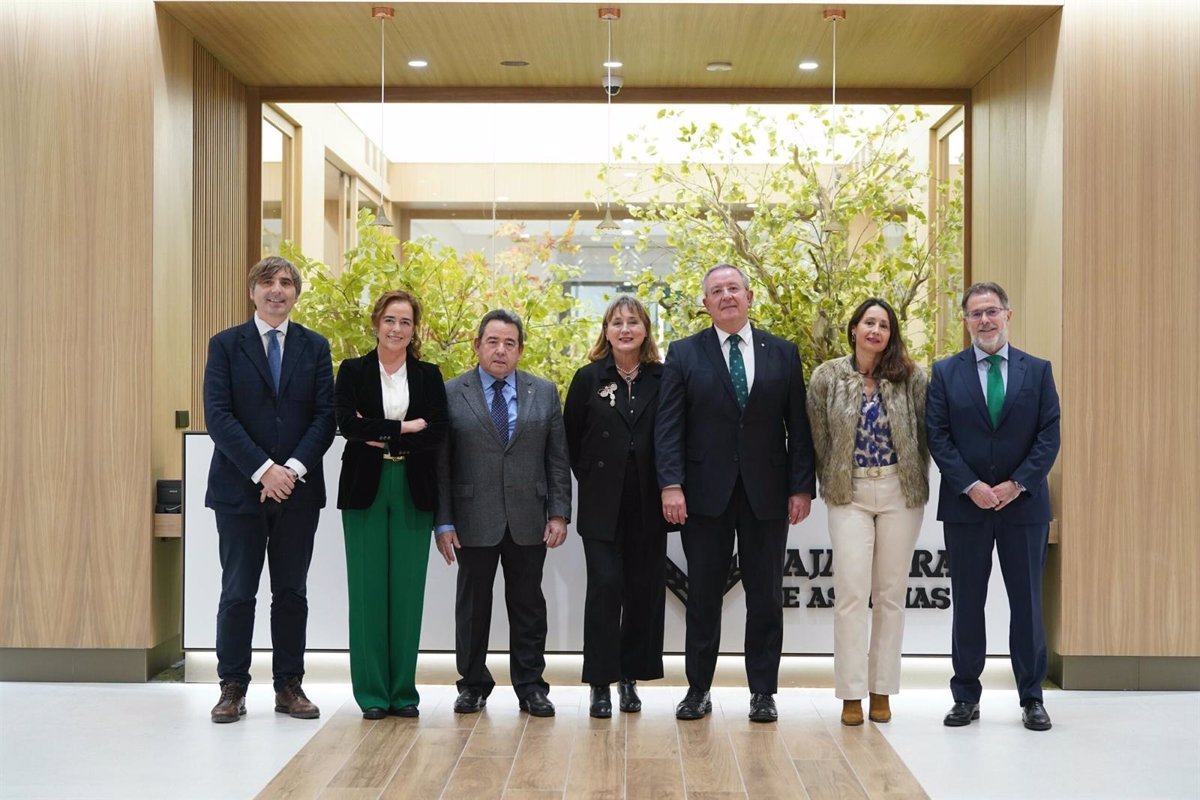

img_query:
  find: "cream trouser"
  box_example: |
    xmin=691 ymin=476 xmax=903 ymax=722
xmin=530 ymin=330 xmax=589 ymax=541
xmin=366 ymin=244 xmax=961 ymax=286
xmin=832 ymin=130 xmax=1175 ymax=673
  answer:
xmin=828 ymin=471 xmax=924 ymax=700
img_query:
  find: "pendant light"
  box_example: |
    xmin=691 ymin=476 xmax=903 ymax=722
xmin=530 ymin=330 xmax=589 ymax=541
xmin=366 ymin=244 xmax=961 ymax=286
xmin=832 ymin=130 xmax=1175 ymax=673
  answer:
xmin=371 ymin=6 xmax=394 ymax=227
xmin=596 ymin=7 xmax=622 ymax=234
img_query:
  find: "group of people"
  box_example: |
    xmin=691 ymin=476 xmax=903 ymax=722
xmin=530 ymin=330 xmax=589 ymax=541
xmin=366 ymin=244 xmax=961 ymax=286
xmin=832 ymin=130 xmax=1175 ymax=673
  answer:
xmin=203 ymin=256 xmax=1060 ymax=734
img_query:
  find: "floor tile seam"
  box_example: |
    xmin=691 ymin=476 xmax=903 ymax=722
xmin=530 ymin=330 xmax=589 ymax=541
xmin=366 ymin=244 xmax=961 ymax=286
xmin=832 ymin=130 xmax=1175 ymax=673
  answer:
xmin=810 ymin=705 xmax=880 ymax=800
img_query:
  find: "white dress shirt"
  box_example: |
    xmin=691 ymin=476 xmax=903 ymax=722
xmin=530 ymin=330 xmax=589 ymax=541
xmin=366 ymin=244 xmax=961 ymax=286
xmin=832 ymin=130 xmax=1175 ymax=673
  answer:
xmin=250 ymin=313 xmax=307 ymax=485
xmin=714 ymin=320 xmax=756 ymax=392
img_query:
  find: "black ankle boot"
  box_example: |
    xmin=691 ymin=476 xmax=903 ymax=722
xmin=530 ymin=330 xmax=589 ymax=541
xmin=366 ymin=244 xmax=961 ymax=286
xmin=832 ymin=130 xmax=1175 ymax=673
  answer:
xmin=618 ymin=679 xmax=641 ymax=712
xmin=589 ymin=684 xmax=612 ymax=718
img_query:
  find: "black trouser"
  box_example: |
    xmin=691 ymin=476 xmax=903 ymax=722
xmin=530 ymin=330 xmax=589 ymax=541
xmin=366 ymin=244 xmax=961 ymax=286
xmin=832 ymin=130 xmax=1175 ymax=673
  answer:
xmin=215 ymin=503 xmax=319 ymax=689
xmin=581 ymin=456 xmax=667 ymax=685
xmin=944 ymin=519 xmax=1049 ymax=705
xmin=455 ymin=528 xmax=549 ymax=701
xmin=681 ymin=479 xmax=788 ymax=694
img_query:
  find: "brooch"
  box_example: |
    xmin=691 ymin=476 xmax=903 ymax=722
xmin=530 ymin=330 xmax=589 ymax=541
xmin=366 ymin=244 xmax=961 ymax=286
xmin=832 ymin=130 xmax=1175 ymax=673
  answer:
xmin=598 ymin=382 xmax=618 ymax=407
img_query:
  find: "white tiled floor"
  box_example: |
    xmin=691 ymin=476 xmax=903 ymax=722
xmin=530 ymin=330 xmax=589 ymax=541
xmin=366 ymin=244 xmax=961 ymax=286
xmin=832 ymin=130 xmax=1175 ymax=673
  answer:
xmin=2 ymin=657 xmax=1197 ymax=799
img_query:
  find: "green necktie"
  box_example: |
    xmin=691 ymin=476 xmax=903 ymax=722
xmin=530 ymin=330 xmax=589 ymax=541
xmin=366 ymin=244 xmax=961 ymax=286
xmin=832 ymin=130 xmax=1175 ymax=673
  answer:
xmin=986 ymin=353 xmax=1004 ymax=427
xmin=727 ymin=333 xmax=748 ymax=409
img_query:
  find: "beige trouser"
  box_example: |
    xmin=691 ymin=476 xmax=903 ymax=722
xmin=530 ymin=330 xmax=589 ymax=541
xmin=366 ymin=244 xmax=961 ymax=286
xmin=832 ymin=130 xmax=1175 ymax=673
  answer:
xmin=828 ymin=468 xmax=924 ymax=700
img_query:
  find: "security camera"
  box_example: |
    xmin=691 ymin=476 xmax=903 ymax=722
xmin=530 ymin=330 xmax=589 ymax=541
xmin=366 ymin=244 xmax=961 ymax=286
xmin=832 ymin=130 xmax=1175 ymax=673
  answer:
xmin=601 ymin=75 xmax=624 ymax=97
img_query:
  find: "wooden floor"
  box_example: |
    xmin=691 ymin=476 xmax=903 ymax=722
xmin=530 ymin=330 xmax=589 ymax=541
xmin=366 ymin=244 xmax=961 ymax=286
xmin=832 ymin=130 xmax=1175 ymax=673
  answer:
xmin=257 ymin=686 xmax=928 ymax=800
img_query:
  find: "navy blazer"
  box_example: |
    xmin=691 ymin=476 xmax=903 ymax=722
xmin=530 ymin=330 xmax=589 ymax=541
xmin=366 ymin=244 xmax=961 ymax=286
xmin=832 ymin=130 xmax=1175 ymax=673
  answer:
xmin=335 ymin=350 xmax=447 ymax=512
xmin=655 ymin=326 xmax=816 ymax=520
xmin=203 ymin=319 xmax=336 ymax=514
xmin=926 ymin=345 xmax=1061 ymax=524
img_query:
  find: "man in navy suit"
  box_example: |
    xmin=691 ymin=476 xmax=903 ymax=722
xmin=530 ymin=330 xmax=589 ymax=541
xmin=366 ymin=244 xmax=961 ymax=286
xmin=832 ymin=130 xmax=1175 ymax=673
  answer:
xmin=926 ymin=282 xmax=1061 ymax=731
xmin=203 ymin=256 xmax=336 ymax=724
xmin=656 ymin=264 xmax=816 ymax=723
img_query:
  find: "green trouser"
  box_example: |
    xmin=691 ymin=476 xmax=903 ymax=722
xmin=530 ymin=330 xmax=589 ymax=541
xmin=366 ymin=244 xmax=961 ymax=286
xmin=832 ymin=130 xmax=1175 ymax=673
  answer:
xmin=341 ymin=461 xmax=433 ymax=711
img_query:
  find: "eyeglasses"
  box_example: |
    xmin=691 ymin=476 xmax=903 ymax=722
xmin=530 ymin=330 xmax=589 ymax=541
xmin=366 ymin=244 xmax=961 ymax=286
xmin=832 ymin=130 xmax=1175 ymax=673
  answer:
xmin=965 ymin=307 xmax=1006 ymax=322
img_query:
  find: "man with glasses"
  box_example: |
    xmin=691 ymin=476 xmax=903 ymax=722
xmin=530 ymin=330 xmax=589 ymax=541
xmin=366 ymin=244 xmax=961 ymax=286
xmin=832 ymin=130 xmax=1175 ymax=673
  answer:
xmin=926 ymin=282 xmax=1061 ymax=731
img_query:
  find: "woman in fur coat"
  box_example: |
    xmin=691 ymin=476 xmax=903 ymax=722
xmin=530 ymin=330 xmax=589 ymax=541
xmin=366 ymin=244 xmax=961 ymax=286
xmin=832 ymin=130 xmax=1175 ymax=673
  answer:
xmin=806 ymin=297 xmax=930 ymax=726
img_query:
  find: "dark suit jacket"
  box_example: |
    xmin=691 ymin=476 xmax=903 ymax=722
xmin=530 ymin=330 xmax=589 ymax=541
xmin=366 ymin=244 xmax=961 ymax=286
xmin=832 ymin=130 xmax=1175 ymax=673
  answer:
xmin=655 ymin=326 xmax=816 ymax=520
xmin=564 ymin=357 xmax=674 ymax=541
xmin=926 ymin=345 xmax=1061 ymax=524
xmin=334 ymin=349 xmax=448 ymax=512
xmin=435 ymin=368 xmax=571 ymax=547
xmin=204 ymin=319 xmax=336 ymax=514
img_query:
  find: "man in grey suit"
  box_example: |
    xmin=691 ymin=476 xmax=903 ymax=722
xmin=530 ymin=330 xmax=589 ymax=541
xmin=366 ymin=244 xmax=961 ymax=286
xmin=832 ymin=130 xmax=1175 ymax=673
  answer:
xmin=435 ymin=309 xmax=571 ymax=717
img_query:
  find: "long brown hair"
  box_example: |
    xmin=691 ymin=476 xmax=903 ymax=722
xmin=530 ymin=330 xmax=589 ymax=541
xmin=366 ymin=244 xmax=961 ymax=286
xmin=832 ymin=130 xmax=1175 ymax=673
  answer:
xmin=586 ymin=295 xmax=661 ymax=364
xmin=370 ymin=289 xmax=423 ymax=360
xmin=846 ymin=297 xmax=914 ymax=383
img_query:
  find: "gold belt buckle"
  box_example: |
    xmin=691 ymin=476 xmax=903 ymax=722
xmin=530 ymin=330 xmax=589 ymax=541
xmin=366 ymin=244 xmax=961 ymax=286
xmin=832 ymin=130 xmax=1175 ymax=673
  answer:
xmin=867 ymin=466 xmax=882 ymax=478
xmin=382 ymin=453 xmax=406 ymax=462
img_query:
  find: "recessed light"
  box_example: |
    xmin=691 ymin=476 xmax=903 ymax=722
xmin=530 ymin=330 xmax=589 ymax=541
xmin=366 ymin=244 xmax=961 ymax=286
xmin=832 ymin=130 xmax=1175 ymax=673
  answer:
xmin=500 ymin=60 xmax=529 ymax=67
xmin=603 ymin=60 xmax=623 ymax=69
xmin=621 ymin=229 xmax=635 ymax=237
xmin=407 ymin=59 xmax=428 ymax=68
xmin=495 ymin=195 xmax=510 ymax=202
xmin=798 ymin=61 xmax=819 ymax=70
xmin=706 ymin=61 xmax=734 ymax=72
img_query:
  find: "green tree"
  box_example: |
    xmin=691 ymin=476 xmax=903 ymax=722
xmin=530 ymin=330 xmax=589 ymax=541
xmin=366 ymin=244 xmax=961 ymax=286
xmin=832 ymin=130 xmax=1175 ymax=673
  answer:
xmin=613 ymin=105 xmax=964 ymax=367
xmin=286 ymin=210 xmax=595 ymax=394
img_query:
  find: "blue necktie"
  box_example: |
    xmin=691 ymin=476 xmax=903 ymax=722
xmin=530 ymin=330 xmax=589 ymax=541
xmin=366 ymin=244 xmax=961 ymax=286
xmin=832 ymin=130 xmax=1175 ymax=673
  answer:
xmin=267 ymin=329 xmax=282 ymax=394
xmin=727 ymin=333 xmax=748 ymax=409
xmin=490 ymin=380 xmax=509 ymax=444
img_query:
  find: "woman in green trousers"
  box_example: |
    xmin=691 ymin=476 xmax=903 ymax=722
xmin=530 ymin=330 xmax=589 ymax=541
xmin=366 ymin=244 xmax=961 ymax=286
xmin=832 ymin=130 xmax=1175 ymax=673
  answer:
xmin=335 ymin=290 xmax=448 ymax=719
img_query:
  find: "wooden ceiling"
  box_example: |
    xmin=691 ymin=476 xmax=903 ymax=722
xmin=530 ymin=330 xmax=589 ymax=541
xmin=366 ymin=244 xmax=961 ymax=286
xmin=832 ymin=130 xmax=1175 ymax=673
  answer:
xmin=161 ymin=2 xmax=1059 ymax=94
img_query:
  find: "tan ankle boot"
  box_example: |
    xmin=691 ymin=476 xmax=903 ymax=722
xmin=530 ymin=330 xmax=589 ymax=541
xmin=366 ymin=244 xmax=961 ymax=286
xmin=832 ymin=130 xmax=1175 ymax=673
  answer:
xmin=868 ymin=693 xmax=891 ymax=723
xmin=841 ymin=699 xmax=864 ymax=726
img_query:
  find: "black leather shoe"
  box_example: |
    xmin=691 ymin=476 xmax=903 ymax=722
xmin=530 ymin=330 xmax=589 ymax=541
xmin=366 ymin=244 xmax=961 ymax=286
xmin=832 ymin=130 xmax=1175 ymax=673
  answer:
xmin=675 ymin=689 xmax=711 ymax=720
xmin=943 ymin=702 xmax=980 ymax=727
xmin=362 ymin=707 xmax=387 ymax=720
xmin=618 ymin=679 xmax=641 ymax=713
xmin=748 ymin=693 xmax=778 ymax=723
xmin=1022 ymin=700 xmax=1052 ymax=731
xmin=391 ymin=705 xmax=419 ymax=718
xmin=453 ymin=688 xmax=486 ymax=714
xmin=589 ymin=685 xmax=612 ymax=718
xmin=519 ymin=690 xmax=556 ymax=717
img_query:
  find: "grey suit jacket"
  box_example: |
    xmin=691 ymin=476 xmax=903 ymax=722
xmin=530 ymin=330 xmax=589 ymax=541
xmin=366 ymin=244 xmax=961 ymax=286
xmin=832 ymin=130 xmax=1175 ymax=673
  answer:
xmin=435 ymin=368 xmax=572 ymax=546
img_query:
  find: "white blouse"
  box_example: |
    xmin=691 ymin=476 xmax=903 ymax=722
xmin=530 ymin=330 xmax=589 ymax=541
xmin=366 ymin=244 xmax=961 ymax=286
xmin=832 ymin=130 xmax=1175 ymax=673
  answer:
xmin=379 ymin=360 xmax=410 ymax=422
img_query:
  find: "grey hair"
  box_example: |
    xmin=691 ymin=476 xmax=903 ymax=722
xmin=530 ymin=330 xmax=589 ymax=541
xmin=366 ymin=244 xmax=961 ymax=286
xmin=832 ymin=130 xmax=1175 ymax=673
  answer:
xmin=961 ymin=281 xmax=1010 ymax=311
xmin=476 ymin=308 xmax=525 ymax=347
xmin=247 ymin=256 xmax=303 ymax=297
xmin=702 ymin=263 xmax=751 ymax=294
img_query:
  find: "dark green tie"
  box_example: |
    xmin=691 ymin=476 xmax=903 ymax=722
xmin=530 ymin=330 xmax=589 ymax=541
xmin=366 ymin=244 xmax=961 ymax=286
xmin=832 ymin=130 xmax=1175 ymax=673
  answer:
xmin=727 ymin=333 xmax=748 ymax=409
xmin=986 ymin=354 xmax=1004 ymax=427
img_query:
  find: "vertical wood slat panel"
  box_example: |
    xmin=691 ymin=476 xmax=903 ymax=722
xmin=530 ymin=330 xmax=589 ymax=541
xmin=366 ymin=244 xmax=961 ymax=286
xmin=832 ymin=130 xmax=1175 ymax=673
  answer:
xmin=191 ymin=43 xmax=249 ymax=431
xmin=1060 ymin=1 xmax=1200 ymax=656
xmin=0 ymin=1 xmax=154 ymax=648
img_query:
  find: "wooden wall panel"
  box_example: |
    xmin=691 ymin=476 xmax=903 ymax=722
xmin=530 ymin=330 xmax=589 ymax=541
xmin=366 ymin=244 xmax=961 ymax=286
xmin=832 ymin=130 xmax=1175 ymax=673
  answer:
xmin=191 ymin=44 xmax=249 ymax=431
xmin=0 ymin=1 xmax=155 ymax=648
xmin=1060 ymin=1 xmax=1200 ymax=656
xmin=152 ymin=8 xmax=193 ymax=481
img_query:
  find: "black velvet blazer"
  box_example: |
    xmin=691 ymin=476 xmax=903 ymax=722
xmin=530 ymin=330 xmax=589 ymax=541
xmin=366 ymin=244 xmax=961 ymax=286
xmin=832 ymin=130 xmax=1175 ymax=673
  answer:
xmin=334 ymin=349 xmax=448 ymax=511
xmin=563 ymin=356 xmax=674 ymax=541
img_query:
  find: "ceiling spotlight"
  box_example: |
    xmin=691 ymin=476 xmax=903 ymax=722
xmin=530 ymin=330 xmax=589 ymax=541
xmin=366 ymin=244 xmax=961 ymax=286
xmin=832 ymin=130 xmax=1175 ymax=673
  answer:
xmin=798 ymin=61 xmax=819 ymax=70
xmin=499 ymin=59 xmax=529 ymax=67
xmin=603 ymin=60 xmax=623 ymax=68
xmin=706 ymin=61 xmax=734 ymax=72
xmin=407 ymin=59 xmax=428 ymax=68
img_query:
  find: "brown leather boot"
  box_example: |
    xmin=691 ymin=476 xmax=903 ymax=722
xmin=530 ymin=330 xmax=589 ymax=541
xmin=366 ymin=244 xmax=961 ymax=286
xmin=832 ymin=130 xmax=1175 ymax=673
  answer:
xmin=868 ymin=693 xmax=891 ymax=723
xmin=210 ymin=681 xmax=246 ymax=724
xmin=841 ymin=699 xmax=864 ymax=726
xmin=274 ymin=678 xmax=320 ymax=719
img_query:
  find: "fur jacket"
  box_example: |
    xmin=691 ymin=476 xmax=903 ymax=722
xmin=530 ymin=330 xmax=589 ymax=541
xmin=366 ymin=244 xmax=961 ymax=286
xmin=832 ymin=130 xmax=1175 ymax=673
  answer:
xmin=806 ymin=355 xmax=930 ymax=508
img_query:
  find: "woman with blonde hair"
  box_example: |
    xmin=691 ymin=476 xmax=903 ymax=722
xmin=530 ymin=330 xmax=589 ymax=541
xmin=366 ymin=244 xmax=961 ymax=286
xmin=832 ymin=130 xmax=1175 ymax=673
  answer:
xmin=563 ymin=295 xmax=673 ymax=718
xmin=807 ymin=297 xmax=930 ymax=726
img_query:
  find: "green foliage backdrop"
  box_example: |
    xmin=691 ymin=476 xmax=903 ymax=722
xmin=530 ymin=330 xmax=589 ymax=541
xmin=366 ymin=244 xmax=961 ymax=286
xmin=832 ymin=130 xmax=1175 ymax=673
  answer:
xmin=613 ymin=105 xmax=963 ymax=368
xmin=287 ymin=210 xmax=595 ymax=394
